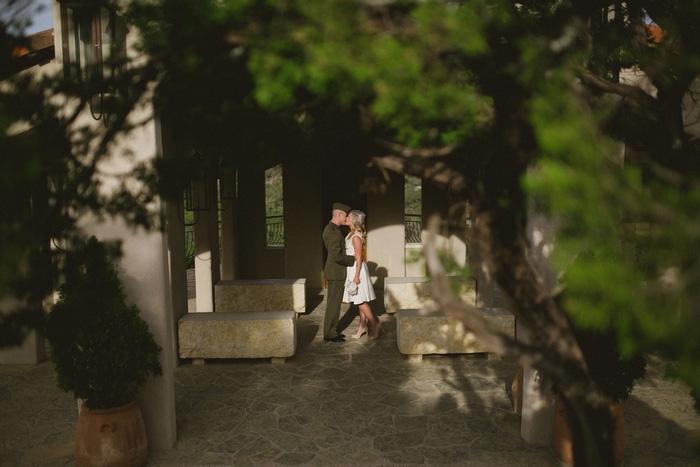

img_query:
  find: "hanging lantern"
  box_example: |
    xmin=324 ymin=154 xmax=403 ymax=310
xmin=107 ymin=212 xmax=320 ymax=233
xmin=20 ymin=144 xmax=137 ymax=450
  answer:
xmin=59 ymin=1 xmax=124 ymax=122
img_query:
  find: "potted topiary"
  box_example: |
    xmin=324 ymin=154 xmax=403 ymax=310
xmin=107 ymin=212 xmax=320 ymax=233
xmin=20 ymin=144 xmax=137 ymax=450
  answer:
xmin=553 ymin=325 xmax=647 ymax=467
xmin=46 ymin=236 xmax=162 ymax=467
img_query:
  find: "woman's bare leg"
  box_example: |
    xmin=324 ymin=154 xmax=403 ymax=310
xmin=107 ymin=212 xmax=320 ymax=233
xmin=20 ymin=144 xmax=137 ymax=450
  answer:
xmin=352 ymin=306 xmax=368 ymax=338
xmin=360 ymin=303 xmax=377 ymax=336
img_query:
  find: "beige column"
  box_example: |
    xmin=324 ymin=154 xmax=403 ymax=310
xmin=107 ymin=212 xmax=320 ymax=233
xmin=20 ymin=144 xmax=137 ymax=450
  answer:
xmin=236 ymin=167 xmax=266 ymax=279
xmin=236 ymin=167 xmax=285 ymax=279
xmin=520 ymin=364 xmax=557 ymax=445
xmin=158 ymin=125 xmax=188 ymax=367
xmin=284 ymin=154 xmax=323 ymax=288
xmin=122 ymin=229 xmax=177 ymax=450
xmin=469 ymin=213 xmax=495 ymax=308
xmin=367 ymin=171 xmax=405 ymax=286
xmin=520 ymin=211 xmax=559 ymax=444
xmin=76 ymin=115 xmax=177 ymax=449
xmin=422 ymin=181 xmax=468 ymax=270
xmin=193 ymin=169 xmax=220 ymax=313
xmin=164 ymin=200 xmax=187 ymax=366
xmin=219 ymin=167 xmax=237 ymax=281
xmin=84 ymin=219 xmax=178 ymax=451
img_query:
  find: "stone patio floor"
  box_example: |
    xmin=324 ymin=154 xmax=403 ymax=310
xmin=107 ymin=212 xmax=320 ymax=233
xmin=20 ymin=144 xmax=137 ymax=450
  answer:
xmin=2 ymin=287 xmax=700 ymax=466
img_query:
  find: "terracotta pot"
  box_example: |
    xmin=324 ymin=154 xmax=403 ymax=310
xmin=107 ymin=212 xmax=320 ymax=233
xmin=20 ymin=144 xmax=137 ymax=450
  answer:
xmin=553 ymin=399 xmax=625 ymax=467
xmin=75 ymin=400 xmax=148 ymax=467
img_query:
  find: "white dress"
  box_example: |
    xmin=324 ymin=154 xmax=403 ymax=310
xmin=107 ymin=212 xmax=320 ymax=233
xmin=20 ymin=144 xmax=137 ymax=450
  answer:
xmin=342 ymin=233 xmax=376 ymax=304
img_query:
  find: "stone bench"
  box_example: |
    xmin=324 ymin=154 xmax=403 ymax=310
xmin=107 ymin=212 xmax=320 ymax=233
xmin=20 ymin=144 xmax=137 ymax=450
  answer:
xmin=396 ymin=308 xmax=514 ymax=362
xmin=215 ymin=278 xmax=306 ymax=314
xmin=384 ymin=276 xmax=476 ymax=314
xmin=178 ymin=311 xmax=297 ymax=364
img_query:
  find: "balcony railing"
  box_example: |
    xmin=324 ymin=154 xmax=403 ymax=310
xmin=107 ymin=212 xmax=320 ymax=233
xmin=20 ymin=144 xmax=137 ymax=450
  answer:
xmin=184 ymin=222 xmax=223 ymax=269
xmin=266 ymin=215 xmax=284 ymax=246
xmin=405 ymin=214 xmax=422 ymax=244
xmin=185 ymin=230 xmax=195 ymax=269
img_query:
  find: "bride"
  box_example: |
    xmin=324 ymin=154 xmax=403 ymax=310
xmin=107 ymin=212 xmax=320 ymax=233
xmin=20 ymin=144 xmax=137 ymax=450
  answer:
xmin=342 ymin=210 xmax=381 ymax=339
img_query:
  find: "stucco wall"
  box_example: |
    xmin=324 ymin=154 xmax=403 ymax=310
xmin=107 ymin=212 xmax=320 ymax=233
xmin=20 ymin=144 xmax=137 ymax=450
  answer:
xmin=51 ymin=1 xmax=177 ymax=449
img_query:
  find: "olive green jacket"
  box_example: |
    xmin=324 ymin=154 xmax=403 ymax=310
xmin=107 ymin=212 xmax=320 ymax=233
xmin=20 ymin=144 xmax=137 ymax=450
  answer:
xmin=322 ymin=221 xmax=355 ymax=281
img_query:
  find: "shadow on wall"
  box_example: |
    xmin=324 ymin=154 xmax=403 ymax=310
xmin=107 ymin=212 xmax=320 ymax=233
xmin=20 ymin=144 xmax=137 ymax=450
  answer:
xmin=367 ymin=262 xmax=388 ymax=288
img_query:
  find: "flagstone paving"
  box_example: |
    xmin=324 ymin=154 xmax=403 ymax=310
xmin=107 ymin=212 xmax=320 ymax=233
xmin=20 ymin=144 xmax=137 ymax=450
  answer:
xmin=1 ymin=288 xmax=699 ymax=466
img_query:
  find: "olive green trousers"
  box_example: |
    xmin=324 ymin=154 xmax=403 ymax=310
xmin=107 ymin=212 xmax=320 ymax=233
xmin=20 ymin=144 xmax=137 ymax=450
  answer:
xmin=324 ymin=280 xmax=345 ymax=339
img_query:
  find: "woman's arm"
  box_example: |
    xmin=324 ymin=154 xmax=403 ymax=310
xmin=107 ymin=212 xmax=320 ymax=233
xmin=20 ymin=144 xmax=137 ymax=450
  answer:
xmin=352 ymin=235 xmax=363 ymax=283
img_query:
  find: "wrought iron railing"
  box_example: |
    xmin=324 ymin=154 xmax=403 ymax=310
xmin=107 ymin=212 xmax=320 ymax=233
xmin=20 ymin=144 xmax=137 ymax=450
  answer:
xmin=184 ymin=222 xmax=223 ymax=269
xmin=185 ymin=230 xmax=195 ymax=269
xmin=266 ymin=215 xmax=284 ymax=246
xmin=405 ymin=214 xmax=422 ymax=244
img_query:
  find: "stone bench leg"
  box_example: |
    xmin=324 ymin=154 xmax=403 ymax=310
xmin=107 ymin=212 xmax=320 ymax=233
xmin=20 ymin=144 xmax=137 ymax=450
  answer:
xmin=407 ymin=354 xmax=423 ymax=363
xmin=191 ymin=357 xmax=286 ymax=365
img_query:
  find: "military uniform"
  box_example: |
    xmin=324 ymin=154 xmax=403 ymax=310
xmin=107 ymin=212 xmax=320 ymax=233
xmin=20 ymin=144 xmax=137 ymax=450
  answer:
xmin=322 ymin=204 xmax=355 ymax=340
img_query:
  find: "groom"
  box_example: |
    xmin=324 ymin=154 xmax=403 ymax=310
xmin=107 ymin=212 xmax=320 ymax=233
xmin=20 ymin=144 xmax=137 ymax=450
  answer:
xmin=322 ymin=202 xmax=356 ymax=342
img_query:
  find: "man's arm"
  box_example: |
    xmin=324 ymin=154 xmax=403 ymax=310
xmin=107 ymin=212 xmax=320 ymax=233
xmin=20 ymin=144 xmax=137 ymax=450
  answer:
xmin=326 ymin=230 xmax=355 ymax=267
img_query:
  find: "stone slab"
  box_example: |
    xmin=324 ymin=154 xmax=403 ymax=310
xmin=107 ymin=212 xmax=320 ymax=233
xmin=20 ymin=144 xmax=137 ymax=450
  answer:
xmin=215 ymin=279 xmax=306 ymax=314
xmin=396 ymin=307 xmax=514 ymax=356
xmin=384 ymin=276 xmax=476 ymax=314
xmin=178 ymin=311 xmax=296 ymax=360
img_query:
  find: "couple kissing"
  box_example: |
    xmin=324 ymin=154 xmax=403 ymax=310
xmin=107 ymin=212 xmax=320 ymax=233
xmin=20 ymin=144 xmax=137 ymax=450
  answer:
xmin=322 ymin=203 xmax=382 ymax=343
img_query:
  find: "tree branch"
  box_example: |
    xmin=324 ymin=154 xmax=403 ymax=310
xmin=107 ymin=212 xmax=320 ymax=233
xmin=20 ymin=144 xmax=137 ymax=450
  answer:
xmin=376 ymin=139 xmax=459 ymax=158
xmin=579 ymin=69 xmax=658 ymax=108
xmin=371 ymin=155 xmax=467 ymax=192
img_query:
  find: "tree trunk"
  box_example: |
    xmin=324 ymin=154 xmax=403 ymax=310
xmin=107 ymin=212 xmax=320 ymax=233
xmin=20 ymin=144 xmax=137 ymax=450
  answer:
xmin=477 ymin=199 xmax=616 ymax=466
xmin=473 ymin=86 xmax=617 ymax=466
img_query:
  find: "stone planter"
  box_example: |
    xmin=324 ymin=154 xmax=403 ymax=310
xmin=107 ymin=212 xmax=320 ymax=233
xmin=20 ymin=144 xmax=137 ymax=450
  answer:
xmin=75 ymin=400 xmax=147 ymax=467
xmin=553 ymin=399 xmax=624 ymax=467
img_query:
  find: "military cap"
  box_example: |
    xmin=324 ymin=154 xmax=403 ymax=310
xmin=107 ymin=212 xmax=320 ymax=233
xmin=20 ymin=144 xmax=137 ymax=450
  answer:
xmin=332 ymin=202 xmax=351 ymax=214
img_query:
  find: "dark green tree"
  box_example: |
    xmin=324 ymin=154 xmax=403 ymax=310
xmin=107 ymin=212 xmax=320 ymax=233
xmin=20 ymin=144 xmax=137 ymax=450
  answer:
xmin=132 ymin=2 xmax=697 ymax=464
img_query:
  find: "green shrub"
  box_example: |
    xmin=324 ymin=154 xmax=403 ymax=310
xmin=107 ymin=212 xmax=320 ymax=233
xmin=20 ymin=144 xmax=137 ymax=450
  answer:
xmin=47 ymin=237 xmax=162 ymax=410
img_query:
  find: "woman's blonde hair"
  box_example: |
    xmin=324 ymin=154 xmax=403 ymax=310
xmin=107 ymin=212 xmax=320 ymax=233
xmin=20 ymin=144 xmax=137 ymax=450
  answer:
xmin=348 ymin=210 xmax=367 ymax=243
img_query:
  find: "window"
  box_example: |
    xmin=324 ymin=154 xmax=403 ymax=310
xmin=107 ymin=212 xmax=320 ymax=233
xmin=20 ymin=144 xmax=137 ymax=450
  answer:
xmin=265 ymin=164 xmax=283 ymax=247
xmin=405 ymin=175 xmax=422 ymax=244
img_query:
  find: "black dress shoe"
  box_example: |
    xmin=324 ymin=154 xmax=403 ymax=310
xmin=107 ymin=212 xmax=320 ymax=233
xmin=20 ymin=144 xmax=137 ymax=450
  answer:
xmin=324 ymin=336 xmax=346 ymax=342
